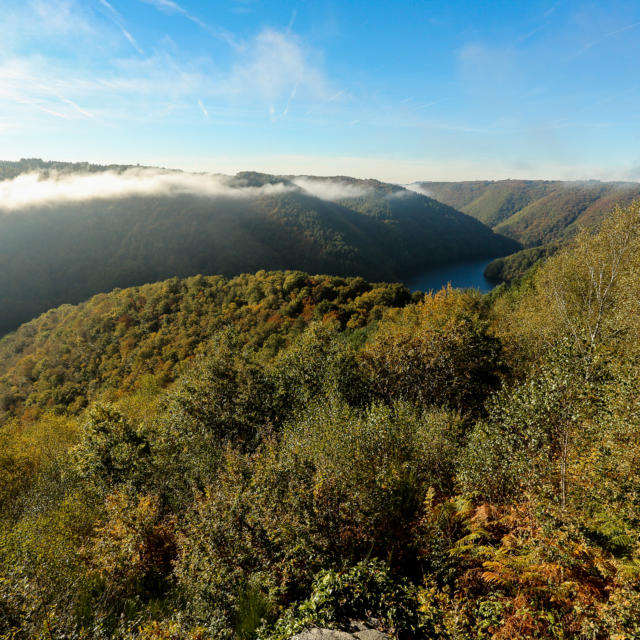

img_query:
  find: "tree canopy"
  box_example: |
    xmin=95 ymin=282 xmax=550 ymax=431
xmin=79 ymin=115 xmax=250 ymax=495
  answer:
xmin=2 ymin=199 xmax=640 ymax=639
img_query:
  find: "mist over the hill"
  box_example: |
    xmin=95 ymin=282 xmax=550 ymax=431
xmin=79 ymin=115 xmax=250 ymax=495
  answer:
xmin=0 ymin=169 xmax=382 ymax=211
xmin=290 ymin=177 xmax=376 ymax=201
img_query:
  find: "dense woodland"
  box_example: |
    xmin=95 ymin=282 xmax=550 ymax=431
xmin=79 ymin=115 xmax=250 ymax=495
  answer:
xmin=420 ymin=179 xmax=640 ymax=246
xmin=0 ymin=160 xmax=517 ymax=334
xmin=483 ymin=243 xmax=562 ymax=284
xmin=2 ymin=199 xmax=640 ymax=638
xmin=420 ymin=179 xmax=640 ymax=284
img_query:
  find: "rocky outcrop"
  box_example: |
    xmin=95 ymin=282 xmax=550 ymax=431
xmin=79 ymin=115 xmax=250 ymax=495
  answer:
xmin=290 ymin=627 xmax=392 ymax=639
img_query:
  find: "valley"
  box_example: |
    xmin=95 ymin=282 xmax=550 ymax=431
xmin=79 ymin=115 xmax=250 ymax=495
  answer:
xmin=4 ymin=1 xmax=640 ymax=637
xmin=0 ymin=160 xmax=518 ymax=334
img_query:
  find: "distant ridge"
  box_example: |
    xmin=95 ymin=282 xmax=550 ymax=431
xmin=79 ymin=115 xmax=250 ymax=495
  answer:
xmin=415 ymin=178 xmax=640 ymax=247
xmin=0 ymin=159 xmax=518 ymax=333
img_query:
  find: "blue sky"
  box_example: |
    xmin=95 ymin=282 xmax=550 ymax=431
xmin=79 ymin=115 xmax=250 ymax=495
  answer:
xmin=1 ymin=0 xmax=639 ymax=181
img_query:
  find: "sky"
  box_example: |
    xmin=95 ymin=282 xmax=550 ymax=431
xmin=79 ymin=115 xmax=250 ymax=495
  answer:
xmin=1 ymin=0 xmax=639 ymax=182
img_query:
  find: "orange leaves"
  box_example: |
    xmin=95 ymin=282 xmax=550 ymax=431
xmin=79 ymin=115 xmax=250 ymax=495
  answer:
xmin=450 ymin=500 xmax=617 ymax=638
xmin=89 ymin=491 xmax=176 ymax=589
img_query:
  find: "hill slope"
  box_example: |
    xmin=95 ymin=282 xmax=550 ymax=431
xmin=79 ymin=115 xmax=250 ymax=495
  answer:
xmin=416 ymin=179 xmax=640 ymax=246
xmin=0 ymin=270 xmax=414 ymax=419
xmin=0 ymin=160 xmax=518 ymax=333
xmin=4 ymin=203 xmax=640 ymax=638
xmin=483 ymin=243 xmax=562 ymax=283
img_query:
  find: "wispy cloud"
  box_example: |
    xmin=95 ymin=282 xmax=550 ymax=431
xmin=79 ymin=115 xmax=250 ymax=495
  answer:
xmin=197 ymin=99 xmax=209 ymax=119
xmin=0 ymin=58 xmax=98 ymax=122
xmin=577 ymin=20 xmax=640 ymax=55
xmin=139 ymin=0 xmax=238 ymax=47
xmin=304 ymin=89 xmax=346 ymax=117
xmin=58 ymin=96 xmax=95 ymax=119
xmin=1 ymin=4 xmax=338 ymax=133
xmin=287 ymin=9 xmax=297 ymax=31
xmin=29 ymin=103 xmax=72 ymax=120
xmin=0 ymin=169 xmax=294 ymax=210
xmin=282 ymin=84 xmax=297 ymax=117
xmin=99 ymin=0 xmax=118 ymax=16
xmin=0 ymin=170 xmax=389 ymax=210
xmin=28 ymin=0 xmax=94 ymax=36
xmin=121 ymin=28 xmax=144 ymax=55
xmin=140 ymin=0 xmax=205 ymax=27
xmin=227 ymin=28 xmax=331 ymax=116
xmin=404 ymin=183 xmax=433 ymax=196
xmin=292 ymin=177 xmax=374 ymax=200
xmin=99 ymin=0 xmax=144 ymax=55
xmin=415 ymin=98 xmax=447 ymax=111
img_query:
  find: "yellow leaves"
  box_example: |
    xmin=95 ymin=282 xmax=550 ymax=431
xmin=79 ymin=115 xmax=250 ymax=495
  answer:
xmin=504 ymin=199 xmax=640 ymax=356
xmin=0 ymin=412 xmax=80 ymax=510
xmin=432 ymin=499 xmax=631 ymax=639
xmin=481 ymin=558 xmax=566 ymax=591
xmin=89 ymin=491 xmax=176 ymax=587
xmin=135 ymin=620 xmax=211 ymax=639
xmin=471 ymin=503 xmax=498 ymax=527
xmin=481 ymin=567 xmax=513 ymax=587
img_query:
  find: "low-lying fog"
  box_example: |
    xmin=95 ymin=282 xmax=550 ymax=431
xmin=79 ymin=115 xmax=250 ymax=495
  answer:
xmin=0 ymin=169 xmax=383 ymax=211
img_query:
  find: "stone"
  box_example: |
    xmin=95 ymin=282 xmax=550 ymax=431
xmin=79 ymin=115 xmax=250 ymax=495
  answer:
xmin=291 ymin=631 xmax=355 ymax=640
xmin=354 ymin=631 xmax=392 ymax=639
xmin=290 ymin=628 xmax=391 ymax=640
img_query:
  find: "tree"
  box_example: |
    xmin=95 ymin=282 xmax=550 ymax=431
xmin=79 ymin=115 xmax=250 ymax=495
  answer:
xmin=361 ymin=287 xmax=503 ymax=416
xmin=459 ymin=343 xmax=595 ymax=508
xmin=513 ymin=200 xmax=640 ymax=355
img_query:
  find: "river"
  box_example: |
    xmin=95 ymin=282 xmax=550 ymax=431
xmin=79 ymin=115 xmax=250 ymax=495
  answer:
xmin=403 ymin=259 xmax=497 ymax=294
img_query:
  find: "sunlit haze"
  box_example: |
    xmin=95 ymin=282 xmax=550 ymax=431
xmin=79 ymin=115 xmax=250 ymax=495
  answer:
xmin=1 ymin=0 xmax=639 ymax=181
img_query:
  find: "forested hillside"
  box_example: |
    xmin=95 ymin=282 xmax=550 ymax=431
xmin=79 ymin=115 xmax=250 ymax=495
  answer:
xmin=483 ymin=242 xmax=562 ymax=283
xmin=418 ymin=179 xmax=640 ymax=284
xmin=0 ymin=271 xmax=413 ymax=419
xmin=2 ymin=200 xmax=640 ymax=639
xmin=0 ymin=160 xmax=518 ymax=334
xmin=419 ymin=179 xmax=640 ymax=246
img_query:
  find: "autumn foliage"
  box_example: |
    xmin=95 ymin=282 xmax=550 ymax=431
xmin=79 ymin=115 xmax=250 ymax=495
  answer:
xmin=2 ymin=202 xmax=640 ymax=638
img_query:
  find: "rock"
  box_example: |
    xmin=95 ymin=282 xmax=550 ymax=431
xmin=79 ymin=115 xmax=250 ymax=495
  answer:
xmin=291 ymin=631 xmax=355 ymax=640
xmin=290 ymin=629 xmax=391 ymax=640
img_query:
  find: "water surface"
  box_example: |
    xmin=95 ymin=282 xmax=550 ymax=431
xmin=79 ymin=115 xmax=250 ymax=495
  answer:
xmin=404 ymin=259 xmax=496 ymax=294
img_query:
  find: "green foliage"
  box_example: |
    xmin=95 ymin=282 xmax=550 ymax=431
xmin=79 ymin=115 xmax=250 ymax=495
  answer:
xmin=86 ymin=490 xmax=177 ymax=623
xmin=3 ymin=198 xmax=640 ymax=638
xmin=172 ymin=448 xmax=279 ymax=638
xmin=459 ymin=342 xmax=594 ymax=505
xmin=270 ymin=322 xmax=371 ymax=409
xmin=275 ymin=400 xmax=460 ymax=562
xmin=0 ymin=412 xmax=80 ymax=519
xmin=361 ymin=287 xmax=504 ymax=416
xmin=423 ymin=178 xmax=640 ymax=247
xmin=173 ymin=400 xmax=459 ymax=636
xmin=75 ymin=404 xmax=153 ymax=491
xmin=506 ymin=200 xmax=640 ymax=356
xmin=0 ymin=271 xmax=411 ymax=419
xmin=260 ymin=560 xmax=421 ymax=640
xmin=0 ymin=489 xmax=99 ymax=637
xmin=483 ymin=241 xmax=561 ymax=284
xmin=0 ymin=161 xmax=516 ymax=334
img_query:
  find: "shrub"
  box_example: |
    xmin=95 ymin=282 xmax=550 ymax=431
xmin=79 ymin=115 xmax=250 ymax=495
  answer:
xmin=259 ymin=560 xmax=421 ymax=640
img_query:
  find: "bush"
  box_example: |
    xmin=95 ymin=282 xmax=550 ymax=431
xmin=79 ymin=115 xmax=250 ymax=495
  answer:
xmin=259 ymin=560 xmax=422 ymax=640
xmin=361 ymin=287 xmax=503 ymax=416
xmin=173 ymin=401 xmax=460 ymax=635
